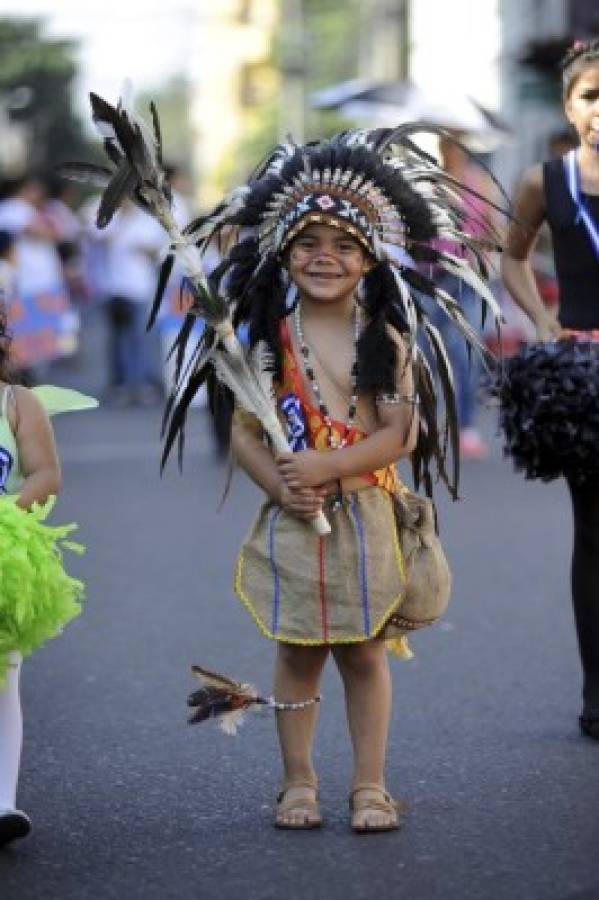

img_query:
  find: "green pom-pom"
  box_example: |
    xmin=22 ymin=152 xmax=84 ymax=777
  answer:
xmin=0 ymin=496 xmax=85 ymax=687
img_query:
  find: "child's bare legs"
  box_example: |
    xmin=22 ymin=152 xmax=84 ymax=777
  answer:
xmin=274 ymin=643 xmax=328 ymax=826
xmin=333 ymin=639 xmax=396 ymax=829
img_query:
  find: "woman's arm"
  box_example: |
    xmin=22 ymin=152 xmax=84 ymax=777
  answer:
xmin=231 ymin=410 xmax=325 ymax=522
xmin=276 ymin=334 xmax=418 ymax=489
xmin=501 ymin=164 xmax=563 ymax=341
xmin=12 ymin=387 xmax=61 ymax=509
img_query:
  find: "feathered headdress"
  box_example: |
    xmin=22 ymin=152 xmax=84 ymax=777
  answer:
xmin=59 ymin=89 xmax=507 ymax=497
xmin=160 ymin=126 xmax=507 ymax=497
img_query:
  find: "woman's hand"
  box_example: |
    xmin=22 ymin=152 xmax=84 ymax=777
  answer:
xmin=276 ymin=449 xmax=335 ymax=490
xmin=277 ymin=482 xmax=327 ymax=522
xmin=534 ymin=315 xmax=563 ymax=343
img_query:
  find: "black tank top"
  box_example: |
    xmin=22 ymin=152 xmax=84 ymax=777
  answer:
xmin=543 ymin=157 xmax=599 ymax=329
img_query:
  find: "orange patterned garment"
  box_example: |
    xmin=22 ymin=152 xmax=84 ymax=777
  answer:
xmin=277 ymin=318 xmax=401 ymax=496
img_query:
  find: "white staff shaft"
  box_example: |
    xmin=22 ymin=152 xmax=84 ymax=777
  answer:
xmin=264 ymin=418 xmax=331 ymax=536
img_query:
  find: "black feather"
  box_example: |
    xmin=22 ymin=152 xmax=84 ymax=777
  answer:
xmin=160 ymin=365 xmax=210 ymax=471
xmin=147 ymin=253 xmax=175 ymax=331
xmin=149 ymin=101 xmax=163 ymax=168
xmin=96 ymin=161 xmax=139 ymax=228
xmin=422 ymin=322 xmax=460 ymax=498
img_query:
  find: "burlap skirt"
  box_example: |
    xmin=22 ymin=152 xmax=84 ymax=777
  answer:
xmin=234 ymin=487 xmax=409 ymax=649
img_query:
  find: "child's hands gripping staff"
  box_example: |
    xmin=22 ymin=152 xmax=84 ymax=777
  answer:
xmin=277 ymin=482 xmax=328 ymax=523
xmin=231 ymin=409 xmax=330 ymax=531
xmin=275 ymin=449 xmax=334 ymax=491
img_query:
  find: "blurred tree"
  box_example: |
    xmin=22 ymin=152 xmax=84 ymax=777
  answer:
xmin=0 ymin=17 xmax=91 ymax=173
xmin=231 ymin=0 xmax=360 ymax=182
xmin=302 ymin=0 xmax=362 ymax=139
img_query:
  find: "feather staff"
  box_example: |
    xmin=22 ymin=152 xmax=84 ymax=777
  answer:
xmin=57 ymin=90 xmax=241 ymax=358
xmin=58 ymin=89 xmax=330 ymax=534
xmin=212 ymin=341 xmax=331 ymax=535
xmin=188 ymin=665 xmax=321 ymax=736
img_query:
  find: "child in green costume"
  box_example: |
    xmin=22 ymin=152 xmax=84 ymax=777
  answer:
xmin=0 ymin=277 xmax=96 ymax=847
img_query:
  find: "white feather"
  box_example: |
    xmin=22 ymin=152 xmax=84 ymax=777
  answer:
xmin=93 ymin=121 xmax=117 ymax=140
xmin=218 ymin=709 xmax=247 ymax=736
xmin=438 ymin=254 xmax=504 ymax=323
xmin=212 ymin=348 xmax=330 ymax=534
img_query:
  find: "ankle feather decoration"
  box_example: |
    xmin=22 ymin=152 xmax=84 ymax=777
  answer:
xmin=187 ymin=665 xmax=320 ymax=735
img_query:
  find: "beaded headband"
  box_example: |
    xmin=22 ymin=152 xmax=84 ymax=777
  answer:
xmin=261 ymin=175 xmax=407 ymax=258
xmin=279 ymin=204 xmax=374 ymax=254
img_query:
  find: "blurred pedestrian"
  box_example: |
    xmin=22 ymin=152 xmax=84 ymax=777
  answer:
xmin=501 ymin=39 xmax=599 ymax=739
xmin=428 ymin=133 xmax=500 ymax=460
xmin=0 ymin=231 xmax=16 ymax=302
xmin=0 ymin=175 xmax=76 ymax=376
xmin=156 ymin=164 xmax=207 ymax=404
xmin=43 ymin=177 xmax=87 ymax=306
xmin=91 ymin=197 xmax=165 ymax=406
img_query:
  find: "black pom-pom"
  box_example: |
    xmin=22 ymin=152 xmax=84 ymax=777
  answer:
xmin=497 ymin=340 xmax=599 ymax=484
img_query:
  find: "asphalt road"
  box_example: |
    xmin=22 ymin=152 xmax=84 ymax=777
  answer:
xmin=1 ymin=316 xmax=598 ymax=900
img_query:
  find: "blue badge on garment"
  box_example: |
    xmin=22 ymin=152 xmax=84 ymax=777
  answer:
xmin=280 ymin=394 xmax=308 ymax=451
xmin=0 ymin=446 xmax=13 ymax=494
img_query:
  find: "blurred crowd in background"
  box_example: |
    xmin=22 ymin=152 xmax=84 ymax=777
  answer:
xmin=0 ymin=164 xmax=196 ymax=407
xmin=0 ymin=0 xmax=596 ymax=457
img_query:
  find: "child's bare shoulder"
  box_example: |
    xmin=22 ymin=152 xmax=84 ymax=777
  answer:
xmin=11 ymin=386 xmax=52 ymax=433
xmin=519 ymin=163 xmax=544 ymax=196
xmin=513 ymin=164 xmax=545 ymax=205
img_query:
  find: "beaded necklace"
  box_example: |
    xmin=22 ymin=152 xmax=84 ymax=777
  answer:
xmin=294 ymin=300 xmax=360 ymax=449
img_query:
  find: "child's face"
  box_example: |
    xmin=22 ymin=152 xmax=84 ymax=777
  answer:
xmin=287 ymin=222 xmax=369 ymax=305
xmin=565 ymin=63 xmax=599 ymax=150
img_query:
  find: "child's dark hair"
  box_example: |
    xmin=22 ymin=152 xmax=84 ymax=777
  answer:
xmin=561 ymin=38 xmax=599 ymax=97
xmin=0 ymin=303 xmax=14 ymax=384
xmin=0 ymin=229 xmax=14 ymax=260
xmin=0 ymin=229 xmax=15 ymax=383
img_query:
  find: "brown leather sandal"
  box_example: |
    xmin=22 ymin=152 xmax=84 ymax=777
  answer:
xmin=275 ymin=781 xmax=322 ymax=830
xmin=349 ymin=782 xmax=407 ymax=833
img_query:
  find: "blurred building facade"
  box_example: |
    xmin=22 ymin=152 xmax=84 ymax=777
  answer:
xmin=498 ymin=0 xmax=599 ymax=189
xmin=189 ymin=0 xmax=279 ymax=208
xmin=356 ymin=0 xmax=409 ymax=81
xmin=0 ymin=99 xmax=28 ymax=176
xmin=151 ymin=0 xmax=599 ymax=210
xmin=499 ymin=0 xmax=571 ymax=191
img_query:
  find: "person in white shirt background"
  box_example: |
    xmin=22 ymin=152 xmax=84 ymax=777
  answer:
xmin=0 ymin=175 xmax=75 ymax=380
xmin=90 ymin=196 xmax=165 ymax=407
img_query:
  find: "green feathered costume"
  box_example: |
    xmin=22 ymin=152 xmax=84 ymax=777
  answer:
xmin=0 ymin=385 xmax=97 ymax=687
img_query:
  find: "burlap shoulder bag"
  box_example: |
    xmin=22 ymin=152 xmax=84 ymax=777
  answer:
xmin=382 ymin=491 xmax=451 ymax=638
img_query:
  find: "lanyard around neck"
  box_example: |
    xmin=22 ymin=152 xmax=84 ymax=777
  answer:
xmin=564 ymin=150 xmax=599 ymax=260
